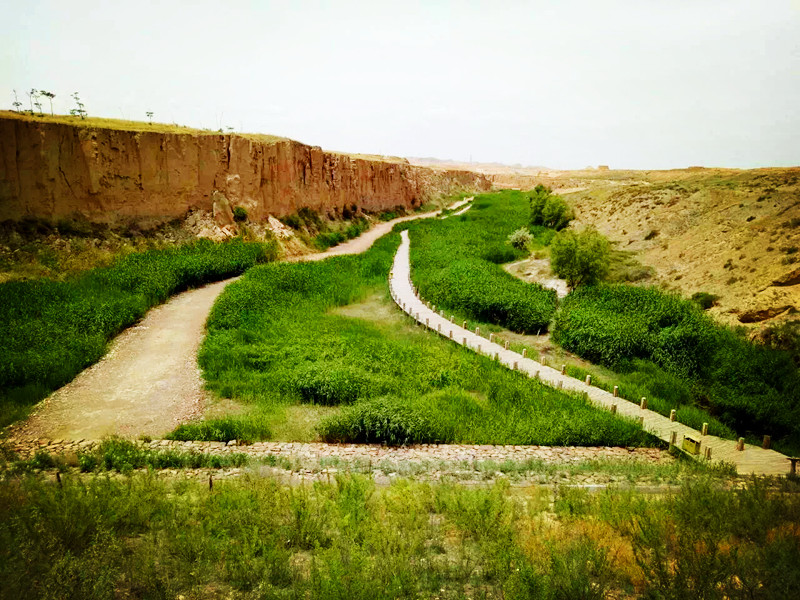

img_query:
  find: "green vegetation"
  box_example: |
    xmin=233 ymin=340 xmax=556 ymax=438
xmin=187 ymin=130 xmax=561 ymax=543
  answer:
xmin=761 ymin=320 xmax=800 ymax=367
xmin=529 ymin=184 xmax=573 ymax=230
xmin=507 ymin=227 xmax=533 ymax=250
xmin=1 ymin=473 xmax=797 ymax=599
xmin=407 ymin=191 xmax=558 ymax=333
xmin=691 ymin=291 xmax=720 ymax=310
xmin=0 ymin=239 xmax=276 ymax=428
xmin=400 ymin=189 xmax=799 ymax=451
xmin=192 ymin=230 xmax=653 ymax=447
xmin=0 ymin=109 xmax=289 ymax=142
xmin=550 ymin=227 xmax=611 ymax=289
xmin=232 ymin=206 xmax=248 ymax=222
xmin=277 ymin=206 xmax=372 ymax=251
xmin=313 ymin=218 xmax=370 ymax=250
xmin=605 ymin=246 xmax=655 ymax=283
xmin=553 ymin=284 xmax=800 ymax=453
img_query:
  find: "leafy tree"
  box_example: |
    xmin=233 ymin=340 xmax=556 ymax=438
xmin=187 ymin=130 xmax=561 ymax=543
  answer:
xmin=550 ymin=227 xmax=610 ymax=290
xmin=70 ymin=92 xmax=87 ymax=119
xmin=11 ymin=89 xmax=22 ymax=112
xmin=146 ymin=111 xmax=153 ymax=123
xmin=40 ymin=90 xmax=55 ymax=115
xmin=530 ymin=184 xmax=573 ymax=230
xmin=26 ymin=88 xmax=39 ymax=114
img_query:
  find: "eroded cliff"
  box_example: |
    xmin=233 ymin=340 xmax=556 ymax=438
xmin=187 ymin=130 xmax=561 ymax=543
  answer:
xmin=0 ymin=112 xmax=490 ymax=224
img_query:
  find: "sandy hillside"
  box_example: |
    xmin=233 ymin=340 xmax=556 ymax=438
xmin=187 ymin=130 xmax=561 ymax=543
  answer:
xmin=546 ymin=168 xmax=800 ymax=329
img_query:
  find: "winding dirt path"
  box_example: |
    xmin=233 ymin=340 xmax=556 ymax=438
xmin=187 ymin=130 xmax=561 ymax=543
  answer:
xmin=8 ymin=208 xmax=444 ymax=442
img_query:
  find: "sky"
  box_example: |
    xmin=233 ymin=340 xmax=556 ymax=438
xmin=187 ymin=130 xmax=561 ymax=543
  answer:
xmin=2 ymin=0 xmax=799 ymax=169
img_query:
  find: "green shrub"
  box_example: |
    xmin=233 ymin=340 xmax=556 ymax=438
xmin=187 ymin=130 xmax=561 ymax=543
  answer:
xmin=318 ymin=396 xmax=448 ymax=445
xmin=691 ymin=291 xmax=720 ymax=309
xmin=481 ymin=243 xmax=518 ymax=264
xmin=507 ymin=227 xmax=533 ymax=250
xmin=291 ymin=363 xmax=389 ymax=405
xmin=529 ymin=185 xmax=573 ymax=230
xmin=550 ymin=227 xmax=610 ymax=289
xmin=232 ymin=206 xmax=248 ymax=222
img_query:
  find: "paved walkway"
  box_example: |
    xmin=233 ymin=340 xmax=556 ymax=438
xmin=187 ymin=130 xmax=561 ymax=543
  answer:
xmin=389 ymin=230 xmax=792 ymax=476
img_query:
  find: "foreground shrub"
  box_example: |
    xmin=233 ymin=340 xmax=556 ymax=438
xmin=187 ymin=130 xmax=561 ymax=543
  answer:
xmin=3 ymin=471 xmax=791 ymax=599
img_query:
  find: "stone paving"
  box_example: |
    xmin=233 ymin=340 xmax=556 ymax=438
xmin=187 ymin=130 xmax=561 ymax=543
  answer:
xmin=390 ymin=230 xmax=793 ymax=476
xmin=4 ymin=438 xmax=676 ymax=488
xmin=6 ymin=437 xmax=668 ymax=465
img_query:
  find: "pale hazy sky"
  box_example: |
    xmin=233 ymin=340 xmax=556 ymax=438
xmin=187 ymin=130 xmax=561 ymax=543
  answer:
xmin=2 ymin=0 xmax=799 ymax=169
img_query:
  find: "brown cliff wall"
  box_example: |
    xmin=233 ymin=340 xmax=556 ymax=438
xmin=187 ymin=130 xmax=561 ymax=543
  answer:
xmin=0 ymin=113 xmax=491 ymax=223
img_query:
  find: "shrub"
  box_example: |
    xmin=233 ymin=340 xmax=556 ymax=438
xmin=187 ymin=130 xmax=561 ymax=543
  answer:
xmin=550 ymin=227 xmax=610 ymax=289
xmin=290 ymin=363 xmax=388 ymax=405
xmin=318 ymin=396 xmax=448 ymax=445
xmin=232 ymin=206 xmax=248 ymax=222
xmin=691 ymin=291 xmax=720 ymax=310
xmin=507 ymin=227 xmax=533 ymax=250
xmin=481 ymin=244 xmax=518 ymax=264
xmin=530 ymin=185 xmax=573 ymax=230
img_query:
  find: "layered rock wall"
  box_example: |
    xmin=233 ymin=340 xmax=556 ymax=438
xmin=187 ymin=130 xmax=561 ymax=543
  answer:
xmin=0 ymin=114 xmax=490 ymax=223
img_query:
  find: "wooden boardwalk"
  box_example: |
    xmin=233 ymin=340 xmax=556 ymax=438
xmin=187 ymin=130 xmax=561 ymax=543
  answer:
xmin=390 ymin=230 xmax=791 ymax=476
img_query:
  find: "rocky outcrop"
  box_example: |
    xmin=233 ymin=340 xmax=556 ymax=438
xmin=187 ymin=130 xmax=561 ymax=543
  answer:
xmin=772 ymin=268 xmax=800 ymax=287
xmin=737 ymin=305 xmax=794 ymax=323
xmin=0 ymin=113 xmax=491 ymax=224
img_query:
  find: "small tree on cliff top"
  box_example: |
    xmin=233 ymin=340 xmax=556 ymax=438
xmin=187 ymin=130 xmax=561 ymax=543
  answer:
xmin=550 ymin=227 xmax=610 ymax=290
xmin=40 ymin=90 xmax=55 ymax=115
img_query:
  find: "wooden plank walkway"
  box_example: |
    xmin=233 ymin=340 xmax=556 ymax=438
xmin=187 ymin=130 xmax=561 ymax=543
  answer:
xmin=389 ymin=230 xmax=791 ymax=476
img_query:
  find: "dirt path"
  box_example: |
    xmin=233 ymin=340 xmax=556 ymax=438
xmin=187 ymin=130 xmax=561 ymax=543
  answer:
xmin=504 ymin=256 xmax=569 ymax=298
xmin=8 ymin=207 xmax=445 ymax=442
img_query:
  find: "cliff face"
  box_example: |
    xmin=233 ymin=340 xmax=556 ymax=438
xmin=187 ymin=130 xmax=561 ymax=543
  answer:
xmin=0 ymin=114 xmax=490 ymax=223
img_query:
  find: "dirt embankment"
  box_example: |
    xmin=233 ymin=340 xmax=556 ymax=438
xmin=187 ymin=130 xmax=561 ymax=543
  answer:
xmin=0 ymin=112 xmax=490 ymax=225
xmin=556 ymin=168 xmax=800 ymax=327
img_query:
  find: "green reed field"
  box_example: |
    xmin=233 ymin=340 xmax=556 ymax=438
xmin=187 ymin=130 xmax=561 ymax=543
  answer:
xmin=553 ymin=284 xmax=800 ymax=454
xmin=1 ymin=473 xmax=798 ymax=599
xmin=0 ymin=239 xmax=276 ymax=428
xmin=406 ymin=192 xmax=558 ymax=333
xmin=178 ymin=232 xmax=653 ymax=447
xmin=403 ymin=190 xmax=800 ymax=455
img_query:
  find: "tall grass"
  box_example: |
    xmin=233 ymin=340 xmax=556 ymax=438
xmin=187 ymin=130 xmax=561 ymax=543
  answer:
xmin=192 ymin=231 xmax=654 ymax=447
xmin=554 ymin=284 xmax=800 ymax=452
xmin=406 ymin=190 xmax=558 ymax=333
xmin=0 ymin=239 xmax=276 ymax=428
xmin=1 ymin=473 xmax=797 ymax=599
